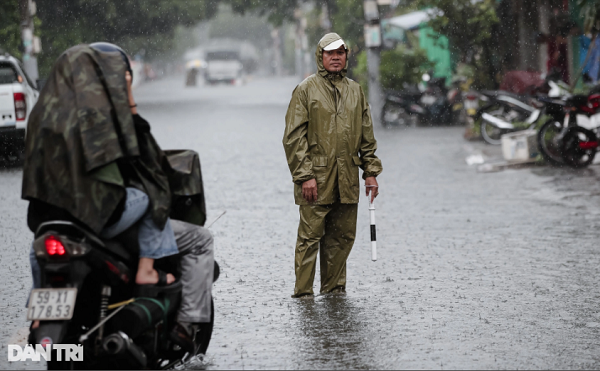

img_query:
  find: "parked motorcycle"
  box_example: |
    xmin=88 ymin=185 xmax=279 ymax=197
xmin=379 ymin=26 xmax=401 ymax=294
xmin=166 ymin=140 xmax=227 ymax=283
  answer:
xmin=381 ymin=86 xmax=424 ymax=128
xmin=476 ymin=90 xmax=539 ymax=145
xmin=551 ymin=94 xmax=600 ymax=168
xmin=476 ymin=72 xmax=569 ymax=145
xmin=27 ymin=220 xmax=219 ymax=370
xmin=536 ymin=94 xmax=600 ymax=166
xmin=418 ymin=74 xmax=457 ymax=126
xmin=381 ymin=73 xmax=464 ymax=128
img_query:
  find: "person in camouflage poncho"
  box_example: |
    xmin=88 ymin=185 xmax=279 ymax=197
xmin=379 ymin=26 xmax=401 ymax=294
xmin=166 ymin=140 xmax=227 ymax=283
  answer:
xmin=23 ymin=44 xmax=214 ymax=353
xmin=22 ymin=44 xmax=171 ymax=234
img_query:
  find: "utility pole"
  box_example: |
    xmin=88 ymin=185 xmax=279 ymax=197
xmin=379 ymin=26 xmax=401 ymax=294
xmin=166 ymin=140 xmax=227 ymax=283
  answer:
xmin=271 ymin=28 xmax=283 ymax=77
xmin=294 ymin=3 xmax=312 ymax=82
xmin=363 ymin=0 xmax=383 ymax=125
xmin=19 ymin=0 xmax=40 ymax=81
xmin=294 ymin=8 xmax=306 ymax=81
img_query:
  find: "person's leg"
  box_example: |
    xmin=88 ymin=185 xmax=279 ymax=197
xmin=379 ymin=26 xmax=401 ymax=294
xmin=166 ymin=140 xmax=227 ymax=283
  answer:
xmin=29 ymin=243 xmax=41 ymax=289
xmin=100 ymin=188 xmax=149 ymax=239
xmin=27 ymin=243 xmax=41 ymax=322
xmin=294 ymin=204 xmax=330 ymax=297
xmin=29 ymin=246 xmax=41 ymax=328
xmin=136 ymin=215 xmax=179 ymax=285
xmin=319 ymin=202 xmax=358 ymax=294
xmin=171 ymin=220 xmax=214 ymax=323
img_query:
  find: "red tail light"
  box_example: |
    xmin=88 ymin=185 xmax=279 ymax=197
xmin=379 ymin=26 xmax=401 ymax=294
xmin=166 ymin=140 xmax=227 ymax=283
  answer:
xmin=466 ymin=94 xmax=478 ymax=101
xmin=579 ymin=141 xmax=599 ymax=150
xmin=589 ymin=94 xmax=600 ymax=109
xmin=13 ymin=93 xmax=26 ymax=121
xmin=45 ymin=236 xmax=66 ymax=256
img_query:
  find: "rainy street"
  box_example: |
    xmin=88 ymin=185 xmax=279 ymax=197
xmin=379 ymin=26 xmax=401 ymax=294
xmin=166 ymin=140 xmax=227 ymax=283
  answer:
xmin=1 ymin=75 xmax=599 ymax=369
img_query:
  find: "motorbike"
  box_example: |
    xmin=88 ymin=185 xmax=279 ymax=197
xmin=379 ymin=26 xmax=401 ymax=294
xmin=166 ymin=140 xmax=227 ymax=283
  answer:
xmin=380 ymin=85 xmax=424 ymax=128
xmin=418 ymin=74 xmax=457 ymax=126
xmin=476 ymin=90 xmax=539 ymax=145
xmin=381 ymin=73 xmax=462 ymax=128
xmin=27 ymin=219 xmax=219 ymax=370
xmin=476 ymin=73 xmax=570 ymax=145
xmin=545 ymin=94 xmax=600 ymax=168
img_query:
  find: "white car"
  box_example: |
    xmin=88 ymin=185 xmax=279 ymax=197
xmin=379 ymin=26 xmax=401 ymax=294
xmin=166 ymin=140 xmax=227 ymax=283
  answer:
xmin=0 ymin=54 xmax=39 ymax=160
xmin=204 ymin=51 xmax=244 ymax=85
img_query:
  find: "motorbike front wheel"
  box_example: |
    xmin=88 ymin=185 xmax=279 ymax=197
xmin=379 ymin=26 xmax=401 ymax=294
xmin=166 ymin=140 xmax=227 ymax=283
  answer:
xmin=537 ymin=119 xmax=566 ymax=166
xmin=480 ymin=120 xmax=509 ymax=145
xmin=477 ymin=102 xmax=529 ymax=145
xmin=561 ymin=127 xmax=598 ymax=168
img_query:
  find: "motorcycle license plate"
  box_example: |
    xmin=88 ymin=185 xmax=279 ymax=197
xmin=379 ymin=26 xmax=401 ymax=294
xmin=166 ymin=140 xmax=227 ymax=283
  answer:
xmin=27 ymin=288 xmax=77 ymax=321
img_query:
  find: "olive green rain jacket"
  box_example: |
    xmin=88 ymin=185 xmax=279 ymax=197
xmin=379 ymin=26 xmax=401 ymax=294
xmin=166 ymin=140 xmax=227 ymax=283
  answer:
xmin=22 ymin=45 xmax=206 ymax=234
xmin=283 ymin=33 xmax=383 ymax=205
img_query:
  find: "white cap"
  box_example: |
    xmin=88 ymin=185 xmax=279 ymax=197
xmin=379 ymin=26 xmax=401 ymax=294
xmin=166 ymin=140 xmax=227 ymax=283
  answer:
xmin=323 ymin=39 xmax=347 ymax=51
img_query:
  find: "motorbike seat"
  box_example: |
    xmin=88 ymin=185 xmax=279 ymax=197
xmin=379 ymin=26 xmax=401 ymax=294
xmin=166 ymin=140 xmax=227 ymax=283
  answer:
xmin=36 ymin=220 xmax=104 ymax=246
xmin=481 ymin=90 xmax=528 ymax=101
xmin=36 ymin=220 xmax=140 ymax=266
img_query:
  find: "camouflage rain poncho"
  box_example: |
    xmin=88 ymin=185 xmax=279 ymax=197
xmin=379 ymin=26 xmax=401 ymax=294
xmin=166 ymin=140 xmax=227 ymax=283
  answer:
xmin=22 ymin=45 xmax=206 ymax=234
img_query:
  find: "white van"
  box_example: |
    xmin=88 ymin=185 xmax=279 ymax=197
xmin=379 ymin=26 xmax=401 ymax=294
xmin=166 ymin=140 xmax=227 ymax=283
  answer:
xmin=205 ymin=51 xmax=243 ymax=85
xmin=0 ymin=54 xmax=39 ymax=159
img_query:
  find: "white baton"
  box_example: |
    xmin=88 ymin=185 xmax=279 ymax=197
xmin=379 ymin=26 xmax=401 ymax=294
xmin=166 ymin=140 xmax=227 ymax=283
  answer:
xmin=367 ymin=186 xmax=377 ymax=261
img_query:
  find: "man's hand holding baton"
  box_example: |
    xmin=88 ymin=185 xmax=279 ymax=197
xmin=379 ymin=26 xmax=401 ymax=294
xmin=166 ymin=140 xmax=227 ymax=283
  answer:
xmin=365 ymin=177 xmax=379 ymax=262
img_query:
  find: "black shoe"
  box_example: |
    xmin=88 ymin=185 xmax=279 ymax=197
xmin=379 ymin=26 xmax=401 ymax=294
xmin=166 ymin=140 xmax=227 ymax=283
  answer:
xmin=170 ymin=322 xmax=195 ymax=355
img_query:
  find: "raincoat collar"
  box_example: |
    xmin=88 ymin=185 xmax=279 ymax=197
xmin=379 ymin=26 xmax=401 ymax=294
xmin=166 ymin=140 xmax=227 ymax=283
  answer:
xmin=316 ymin=33 xmax=348 ymax=78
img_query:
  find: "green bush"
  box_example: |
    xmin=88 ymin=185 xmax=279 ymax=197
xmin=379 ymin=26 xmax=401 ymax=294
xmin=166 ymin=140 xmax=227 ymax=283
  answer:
xmin=380 ymin=44 xmax=433 ymax=90
xmin=353 ymin=50 xmax=369 ymax=94
xmin=353 ymin=44 xmax=433 ymax=96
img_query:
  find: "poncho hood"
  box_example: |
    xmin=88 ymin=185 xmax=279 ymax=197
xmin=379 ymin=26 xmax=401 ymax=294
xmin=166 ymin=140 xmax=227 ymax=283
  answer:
xmin=22 ymin=44 xmax=144 ymax=233
xmin=316 ymin=32 xmax=348 ymax=78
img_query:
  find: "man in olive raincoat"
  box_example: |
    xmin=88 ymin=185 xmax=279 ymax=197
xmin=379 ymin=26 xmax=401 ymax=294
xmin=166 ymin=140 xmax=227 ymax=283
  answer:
xmin=283 ymin=33 xmax=383 ymax=298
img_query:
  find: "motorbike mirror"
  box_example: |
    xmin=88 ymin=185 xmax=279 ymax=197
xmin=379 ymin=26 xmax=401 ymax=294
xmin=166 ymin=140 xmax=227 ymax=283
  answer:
xmin=422 ymin=73 xmax=431 ymax=82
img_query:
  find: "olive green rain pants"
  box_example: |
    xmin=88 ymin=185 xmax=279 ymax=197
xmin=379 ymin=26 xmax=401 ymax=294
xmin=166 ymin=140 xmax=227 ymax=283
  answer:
xmin=293 ymin=201 xmax=358 ymax=297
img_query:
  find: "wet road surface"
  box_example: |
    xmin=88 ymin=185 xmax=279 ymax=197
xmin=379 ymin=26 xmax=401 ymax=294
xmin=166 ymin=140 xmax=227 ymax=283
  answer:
xmin=1 ymin=76 xmax=600 ymax=369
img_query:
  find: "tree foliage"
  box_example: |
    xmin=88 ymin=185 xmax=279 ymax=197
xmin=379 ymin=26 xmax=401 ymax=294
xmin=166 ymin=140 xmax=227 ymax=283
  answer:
xmin=579 ymin=0 xmax=600 ymax=35
xmin=227 ymin=0 xmax=298 ymax=26
xmin=35 ymin=0 xmax=218 ymax=75
xmin=0 ymin=0 xmax=41 ymax=60
xmin=209 ymin=5 xmax=272 ymax=48
xmin=0 ymin=1 xmax=22 ymax=58
xmin=354 ymin=44 xmax=433 ymax=94
xmin=416 ymin=0 xmax=498 ymax=63
xmin=414 ymin=0 xmax=499 ymax=88
xmin=226 ymin=0 xmax=370 ymax=77
xmin=379 ymin=44 xmax=433 ymax=89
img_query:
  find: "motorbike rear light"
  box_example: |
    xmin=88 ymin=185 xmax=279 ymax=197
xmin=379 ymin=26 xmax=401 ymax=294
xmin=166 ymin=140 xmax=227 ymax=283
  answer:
xmin=466 ymin=94 xmax=478 ymax=101
xmin=45 ymin=236 xmax=66 ymax=256
xmin=13 ymin=93 xmax=26 ymax=121
xmin=579 ymin=141 xmax=599 ymax=150
xmin=589 ymin=94 xmax=600 ymax=109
